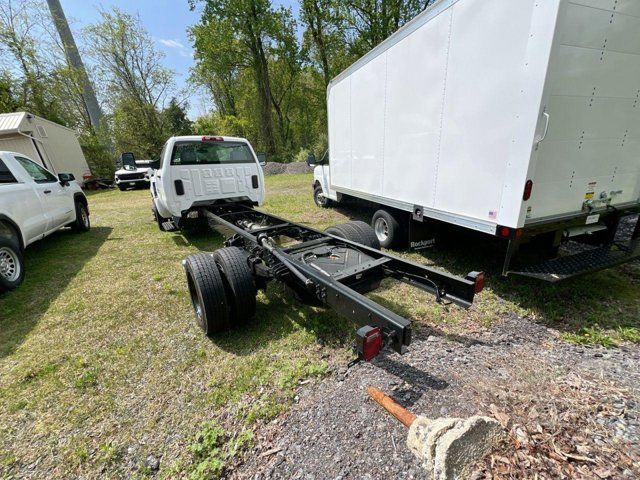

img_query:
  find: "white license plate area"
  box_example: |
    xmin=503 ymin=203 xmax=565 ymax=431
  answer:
xmin=585 ymin=214 xmax=600 ymax=225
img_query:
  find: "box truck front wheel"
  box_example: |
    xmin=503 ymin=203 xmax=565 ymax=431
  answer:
xmin=314 ymin=184 xmax=331 ymax=208
xmin=372 ymin=210 xmax=402 ymax=249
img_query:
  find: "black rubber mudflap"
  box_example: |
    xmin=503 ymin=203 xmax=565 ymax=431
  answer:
xmin=509 ymin=240 xmax=640 ymax=282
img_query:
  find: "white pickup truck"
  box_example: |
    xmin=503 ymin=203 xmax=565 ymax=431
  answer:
xmin=151 ymin=136 xmax=266 ymax=231
xmin=0 ymin=151 xmax=90 ymax=292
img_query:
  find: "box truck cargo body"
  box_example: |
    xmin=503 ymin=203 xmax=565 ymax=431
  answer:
xmin=312 ymin=0 xmax=640 ymax=280
xmin=0 ymin=112 xmax=91 ymax=185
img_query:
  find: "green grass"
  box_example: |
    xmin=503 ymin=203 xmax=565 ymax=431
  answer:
xmin=0 ymin=173 xmax=638 ymax=478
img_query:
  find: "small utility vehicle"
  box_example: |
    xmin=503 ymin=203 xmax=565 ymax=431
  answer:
xmin=0 ymin=151 xmax=90 ymax=292
xmin=114 ymin=152 xmax=156 ymax=191
xmin=153 ymin=136 xmax=483 ymax=360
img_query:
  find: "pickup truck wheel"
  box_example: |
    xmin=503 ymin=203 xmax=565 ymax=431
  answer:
xmin=0 ymin=238 xmax=24 ymax=292
xmin=314 ymin=184 xmax=331 ymax=208
xmin=71 ymin=201 xmax=90 ymax=233
xmin=372 ymin=209 xmax=401 ymax=249
xmin=184 ymin=253 xmax=230 ymax=335
xmin=118 ymin=184 xmax=127 ymax=191
xmin=213 ymin=247 xmax=256 ymax=325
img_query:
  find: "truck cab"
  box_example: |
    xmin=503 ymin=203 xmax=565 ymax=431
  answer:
xmin=150 ymin=136 xmax=266 ymax=231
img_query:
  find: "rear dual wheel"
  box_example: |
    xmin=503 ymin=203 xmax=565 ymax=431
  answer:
xmin=184 ymin=247 xmax=256 ymax=336
xmin=325 ymin=220 xmax=380 ymax=250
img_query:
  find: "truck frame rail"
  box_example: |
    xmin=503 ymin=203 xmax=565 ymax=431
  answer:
xmin=185 ymin=203 xmax=483 ymax=358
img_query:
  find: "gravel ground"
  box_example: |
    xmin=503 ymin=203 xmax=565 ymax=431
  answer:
xmin=263 ymin=162 xmax=313 ymax=175
xmin=235 ymin=314 xmax=639 ymax=479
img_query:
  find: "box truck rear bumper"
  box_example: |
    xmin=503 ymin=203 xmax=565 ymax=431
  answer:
xmin=508 ymin=238 xmax=640 ymax=282
xmin=506 ymin=207 xmax=640 ymax=281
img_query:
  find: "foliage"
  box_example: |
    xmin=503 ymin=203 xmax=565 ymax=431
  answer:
xmin=188 ymin=421 xmax=253 ymax=480
xmin=189 ymin=0 xmax=435 ymax=162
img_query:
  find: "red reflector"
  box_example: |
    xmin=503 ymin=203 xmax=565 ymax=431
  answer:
xmin=515 ymin=228 xmax=523 ymax=238
xmin=356 ymin=326 xmax=383 ymax=361
xmin=500 ymin=227 xmax=511 ymax=237
xmin=474 ymin=272 xmax=485 ymax=293
xmin=202 ymin=136 xmax=223 ymax=142
xmin=523 ymin=180 xmax=533 ymax=201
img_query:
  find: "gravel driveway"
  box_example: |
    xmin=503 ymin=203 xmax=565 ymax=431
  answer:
xmin=236 ymin=315 xmax=639 ymax=479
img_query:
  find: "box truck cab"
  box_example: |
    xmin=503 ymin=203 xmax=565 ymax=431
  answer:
xmin=151 ymin=136 xmax=266 ymax=231
xmin=312 ymin=0 xmax=640 ymax=281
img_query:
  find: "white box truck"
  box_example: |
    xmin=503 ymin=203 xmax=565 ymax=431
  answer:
xmin=0 ymin=112 xmax=92 ymax=185
xmin=311 ymin=0 xmax=640 ymax=281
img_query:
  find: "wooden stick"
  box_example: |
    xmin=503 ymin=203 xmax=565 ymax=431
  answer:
xmin=367 ymin=386 xmax=417 ymax=428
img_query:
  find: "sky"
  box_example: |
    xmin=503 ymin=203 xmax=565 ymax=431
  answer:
xmin=60 ymin=0 xmax=300 ymax=119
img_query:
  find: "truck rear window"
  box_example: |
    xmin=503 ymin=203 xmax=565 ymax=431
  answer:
xmin=171 ymin=141 xmax=254 ymax=166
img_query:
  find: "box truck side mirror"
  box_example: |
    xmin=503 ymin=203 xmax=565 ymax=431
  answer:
xmin=307 ymin=153 xmax=316 ymax=166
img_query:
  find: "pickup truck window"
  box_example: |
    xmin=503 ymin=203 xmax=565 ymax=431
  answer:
xmin=0 ymin=159 xmax=17 ymax=184
xmin=171 ymin=141 xmax=254 ymax=166
xmin=14 ymin=156 xmax=58 ymax=183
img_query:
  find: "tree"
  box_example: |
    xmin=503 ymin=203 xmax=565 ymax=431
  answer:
xmin=190 ymin=0 xmax=298 ymax=156
xmin=163 ymin=97 xmax=193 ymax=136
xmin=84 ymin=8 xmax=177 ymax=156
xmin=340 ymin=0 xmax=434 ymax=56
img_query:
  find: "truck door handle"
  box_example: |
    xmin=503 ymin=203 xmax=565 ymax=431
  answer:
xmin=251 ymin=175 xmax=259 ymax=189
xmin=44 ymin=190 xmax=52 ymax=194
xmin=536 ymin=111 xmax=550 ymax=149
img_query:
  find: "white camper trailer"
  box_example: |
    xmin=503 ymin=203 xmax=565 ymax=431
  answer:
xmin=312 ymin=0 xmax=640 ymax=281
xmin=0 ymin=112 xmax=91 ymax=185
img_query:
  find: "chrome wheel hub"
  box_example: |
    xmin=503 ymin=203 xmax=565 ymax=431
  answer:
xmin=0 ymin=247 xmax=19 ymax=282
xmin=374 ymin=218 xmax=389 ymax=242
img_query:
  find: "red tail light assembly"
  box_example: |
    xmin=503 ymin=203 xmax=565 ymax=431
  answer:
xmin=497 ymin=226 xmax=523 ymax=239
xmin=356 ymin=326 xmax=383 ymax=361
xmin=466 ymin=271 xmax=485 ymax=294
xmin=523 ymin=179 xmax=533 ymax=201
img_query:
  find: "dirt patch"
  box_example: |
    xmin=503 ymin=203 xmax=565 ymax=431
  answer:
xmin=235 ymin=316 xmax=640 ymax=479
xmin=263 ymin=162 xmax=313 ymax=176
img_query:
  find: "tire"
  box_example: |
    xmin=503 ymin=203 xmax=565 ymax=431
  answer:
xmin=71 ymin=201 xmax=90 ymax=233
xmin=213 ymin=247 xmax=256 ymax=325
xmin=0 ymin=236 xmax=24 ymax=293
xmin=324 ymin=222 xmax=379 ymax=249
xmin=313 ymin=184 xmax=331 ymax=208
xmin=184 ymin=253 xmax=230 ymax=335
xmin=346 ymin=220 xmax=380 ymax=249
xmin=372 ymin=209 xmax=402 ymax=249
xmin=118 ymin=184 xmax=127 ymax=191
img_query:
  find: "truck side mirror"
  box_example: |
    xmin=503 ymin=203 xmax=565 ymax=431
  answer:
xmin=58 ymin=173 xmax=75 ymax=185
xmin=307 ymin=153 xmax=316 ymax=166
xmin=257 ymin=153 xmax=267 ymax=166
xmin=150 ymin=160 xmax=160 ymax=170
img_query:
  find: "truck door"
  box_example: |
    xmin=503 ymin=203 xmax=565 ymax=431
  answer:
xmin=165 ymin=138 xmax=264 ymax=214
xmin=0 ymin=158 xmax=47 ymax=245
xmin=13 ymin=156 xmax=74 ymax=232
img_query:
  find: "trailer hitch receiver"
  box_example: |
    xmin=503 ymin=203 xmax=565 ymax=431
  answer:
xmin=356 ymin=325 xmax=383 ymax=361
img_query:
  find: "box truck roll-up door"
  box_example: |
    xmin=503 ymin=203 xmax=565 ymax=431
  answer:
xmin=529 ymin=1 xmax=640 ymax=222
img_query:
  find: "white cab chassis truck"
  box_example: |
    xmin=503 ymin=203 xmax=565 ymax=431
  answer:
xmin=150 ymin=136 xmax=266 ymax=231
xmin=312 ymin=0 xmax=640 ymax=281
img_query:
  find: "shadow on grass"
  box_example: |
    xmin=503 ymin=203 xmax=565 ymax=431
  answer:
xmin=0 ymin=226 xmax=112 ymax=359
xmin=210 ymin=283 xmax=354 ymax=356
